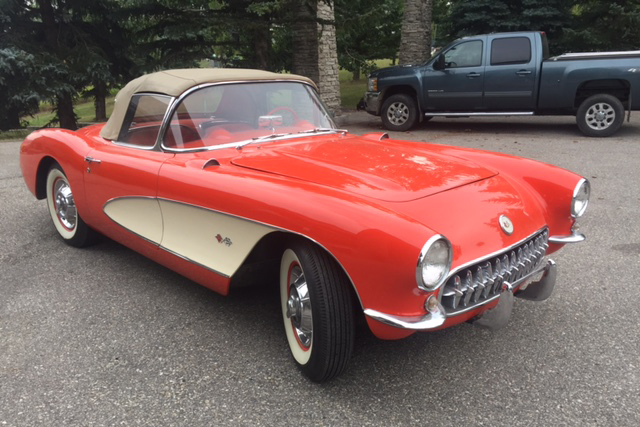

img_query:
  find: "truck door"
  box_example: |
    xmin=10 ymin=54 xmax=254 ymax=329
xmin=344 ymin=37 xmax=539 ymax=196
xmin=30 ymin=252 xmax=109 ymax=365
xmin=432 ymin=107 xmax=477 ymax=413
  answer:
xmin=423 ymin=39 xmax=485 ymax=111
xmin=483 ymin=36 xmax=537 ymax=110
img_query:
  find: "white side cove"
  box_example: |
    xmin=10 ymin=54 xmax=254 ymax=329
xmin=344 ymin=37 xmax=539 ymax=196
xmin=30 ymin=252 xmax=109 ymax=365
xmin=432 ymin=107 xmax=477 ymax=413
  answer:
xmin=103 ymin=197 xmax=276 ymax=277
xmin=104 ymin=197 xmax=164 ymax=243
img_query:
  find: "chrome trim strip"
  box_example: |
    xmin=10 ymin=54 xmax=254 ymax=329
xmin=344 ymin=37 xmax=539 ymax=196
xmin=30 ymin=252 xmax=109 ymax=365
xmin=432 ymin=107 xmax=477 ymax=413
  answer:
xmin=446 ymin=227 xmax=548 ymax=279
xmin=549 ymin=231 xmax=585 ymax=244
xmin=424 ymin=111 xmax=534 ymax=117
xmin=364 ymin=304 xmax=447 ymax=331
xmin=158 ymin=245 xmax=231 ymax=279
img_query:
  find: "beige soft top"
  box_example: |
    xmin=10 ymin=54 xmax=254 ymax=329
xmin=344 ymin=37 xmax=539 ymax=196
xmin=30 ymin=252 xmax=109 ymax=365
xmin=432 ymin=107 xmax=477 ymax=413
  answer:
xmin=100 ymin=68 xmax=316 ymax=140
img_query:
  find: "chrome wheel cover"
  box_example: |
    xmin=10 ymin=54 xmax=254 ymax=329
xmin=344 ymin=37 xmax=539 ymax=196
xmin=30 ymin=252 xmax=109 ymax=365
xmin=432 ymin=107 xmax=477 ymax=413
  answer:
xmin=386 ymin=101 xmax=410 ymax=126
xmin=286 ymin=264 xmax=313 ymax=349
xmin=53 ymin=178 xmax=77 ymax=230
xmin=585 ymin=102 xmax=615 ymax=131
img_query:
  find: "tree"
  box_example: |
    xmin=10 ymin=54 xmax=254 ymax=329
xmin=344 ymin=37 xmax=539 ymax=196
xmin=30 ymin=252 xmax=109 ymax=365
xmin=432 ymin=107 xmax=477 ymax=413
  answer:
xmin=0 ymin=48 xmax=41 ymax=130
xmin=398 ymin=0 xmax=433 ymax=64
xmin=448 ymin=0 xmax=573 ymax=54
xmin=562 ymin=0 xmax=640 ymax=52
xmin=335 ymin=0 xmax=402 ymax=80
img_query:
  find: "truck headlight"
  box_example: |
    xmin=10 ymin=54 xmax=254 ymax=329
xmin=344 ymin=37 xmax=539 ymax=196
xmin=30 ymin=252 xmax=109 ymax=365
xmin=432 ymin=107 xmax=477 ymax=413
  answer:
xmin=417 ymin=235 xmax=453 ymax=291
xmin=571 ymin=178 xmax=590 ymax=218
xmin=367 ymin=77 xmax=378 ymax=92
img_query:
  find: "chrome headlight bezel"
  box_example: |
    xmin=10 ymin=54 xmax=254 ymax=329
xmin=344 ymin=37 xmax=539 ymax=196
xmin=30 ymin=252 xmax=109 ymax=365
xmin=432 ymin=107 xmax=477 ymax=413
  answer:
xmin=571 ymin=178 xmax=590 ymax=218
xmin=416 ymin=235 xmax=453 ymax=291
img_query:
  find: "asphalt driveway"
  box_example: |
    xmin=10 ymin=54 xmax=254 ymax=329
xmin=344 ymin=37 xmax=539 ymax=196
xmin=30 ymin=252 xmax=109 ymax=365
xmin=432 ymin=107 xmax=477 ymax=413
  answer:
xmin=1 ymin=113 xmax=639 ymax=426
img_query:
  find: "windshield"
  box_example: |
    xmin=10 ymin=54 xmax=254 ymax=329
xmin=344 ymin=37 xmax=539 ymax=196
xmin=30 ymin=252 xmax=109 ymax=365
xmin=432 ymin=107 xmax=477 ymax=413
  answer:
xmin=163 ymin=81 xmax=336 ymax=150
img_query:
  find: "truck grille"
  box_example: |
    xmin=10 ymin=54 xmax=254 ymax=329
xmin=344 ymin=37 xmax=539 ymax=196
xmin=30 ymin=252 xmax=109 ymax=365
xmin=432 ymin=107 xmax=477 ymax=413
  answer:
xmin=441 ymin=228 xmax=549 ymax=314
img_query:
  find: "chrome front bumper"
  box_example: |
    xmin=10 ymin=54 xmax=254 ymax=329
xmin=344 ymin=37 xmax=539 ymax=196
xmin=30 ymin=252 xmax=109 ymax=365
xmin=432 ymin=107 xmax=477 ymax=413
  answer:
xmin=364 ymin=91 xmax=381 ymax=115
xmin=364 ymin=259 xmax=557 ymax=331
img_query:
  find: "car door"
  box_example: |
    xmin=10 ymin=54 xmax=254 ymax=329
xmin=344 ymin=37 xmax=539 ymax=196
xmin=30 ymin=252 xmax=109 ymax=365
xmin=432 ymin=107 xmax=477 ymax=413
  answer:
xmin=483 ymin=35 xmax=538 ymax=110
xmin=83 ymin=94 xmax=174 ymax=248
xmin=423 ymin=38 xmax=485 ymax=111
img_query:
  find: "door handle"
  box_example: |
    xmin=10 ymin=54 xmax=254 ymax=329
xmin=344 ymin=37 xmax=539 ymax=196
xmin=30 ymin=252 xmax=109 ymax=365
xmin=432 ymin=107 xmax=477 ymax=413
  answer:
xmin=466 ymin=72 xmax=481 ymax=78
xmin=516 ymin=70 xmax=532 ymax=76
xmin=84 ymin=156 xmax=102 ymax=164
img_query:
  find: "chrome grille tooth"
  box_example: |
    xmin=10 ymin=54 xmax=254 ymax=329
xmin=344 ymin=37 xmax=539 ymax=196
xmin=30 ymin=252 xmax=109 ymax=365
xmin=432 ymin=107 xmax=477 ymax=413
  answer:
xmin=483 ymin=262 xmax=494 ymax=297
xmin=451 ymin=275 xmax=463 ymax=309
xmin=462 ymin=270 xmax=475 ymax=305
xmin=473 ymin=267 xmax=484 ymax=302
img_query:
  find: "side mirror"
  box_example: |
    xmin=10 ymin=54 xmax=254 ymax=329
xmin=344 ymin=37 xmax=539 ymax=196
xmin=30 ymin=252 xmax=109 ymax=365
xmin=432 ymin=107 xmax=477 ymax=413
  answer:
xmin=433 ymin=54 xmax=445 ymax=71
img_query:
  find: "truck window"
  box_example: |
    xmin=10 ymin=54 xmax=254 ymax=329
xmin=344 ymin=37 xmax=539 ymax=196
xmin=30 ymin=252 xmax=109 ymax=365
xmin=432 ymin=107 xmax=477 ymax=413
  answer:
xmin=443 ymin=40 xmax=483 ymax=68
xmin=490 ymin=37 xmax=531 ymax=65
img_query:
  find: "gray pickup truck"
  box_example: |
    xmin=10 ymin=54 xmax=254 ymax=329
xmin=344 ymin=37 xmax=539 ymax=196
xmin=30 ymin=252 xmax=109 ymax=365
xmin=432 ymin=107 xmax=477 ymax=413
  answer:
xmin=364 ymin=31 xmax=640 ymax=137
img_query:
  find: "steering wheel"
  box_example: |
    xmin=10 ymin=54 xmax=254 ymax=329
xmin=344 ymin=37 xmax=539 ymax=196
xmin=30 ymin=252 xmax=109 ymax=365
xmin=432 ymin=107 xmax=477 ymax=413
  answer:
xmin=266 ymin=106 xmax=300 ymax=125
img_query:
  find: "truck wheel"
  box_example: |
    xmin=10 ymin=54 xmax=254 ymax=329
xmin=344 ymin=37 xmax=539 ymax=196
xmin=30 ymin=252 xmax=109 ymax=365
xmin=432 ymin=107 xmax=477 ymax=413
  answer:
xmin=280 ymin=240 xmax=354 ymax=382
xmin=381 ymin=94 xmax=419 ymax=131
xmin=576 ymin=94 xmax=624 ymax=137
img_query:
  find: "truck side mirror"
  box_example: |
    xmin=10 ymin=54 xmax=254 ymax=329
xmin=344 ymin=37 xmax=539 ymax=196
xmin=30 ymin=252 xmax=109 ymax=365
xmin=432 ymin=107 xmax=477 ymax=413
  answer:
xmin=433 ymin=54 xmax=445 ymax=71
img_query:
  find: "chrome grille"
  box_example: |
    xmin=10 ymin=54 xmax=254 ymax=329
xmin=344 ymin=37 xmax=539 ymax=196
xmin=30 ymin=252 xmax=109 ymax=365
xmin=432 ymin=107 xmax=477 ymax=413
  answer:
xmin=441 ymin=228 xmax=549 ymax=314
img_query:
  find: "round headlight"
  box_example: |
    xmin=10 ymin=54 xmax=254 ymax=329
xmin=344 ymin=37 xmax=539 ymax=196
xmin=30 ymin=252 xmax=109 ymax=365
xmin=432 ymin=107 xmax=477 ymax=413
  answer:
xmin=571 ymin=178 xmax=590 ymax=218
xmin=417 ymin=235 xmax=453 ymax=291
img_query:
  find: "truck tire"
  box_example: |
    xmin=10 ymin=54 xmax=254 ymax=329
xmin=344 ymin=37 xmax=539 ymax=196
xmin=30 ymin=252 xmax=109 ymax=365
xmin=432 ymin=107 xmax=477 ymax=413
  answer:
xmin=576 ymin=94 xmax=624 ymax=137
xmin=381 ymin=94 xmax=419 ymax=131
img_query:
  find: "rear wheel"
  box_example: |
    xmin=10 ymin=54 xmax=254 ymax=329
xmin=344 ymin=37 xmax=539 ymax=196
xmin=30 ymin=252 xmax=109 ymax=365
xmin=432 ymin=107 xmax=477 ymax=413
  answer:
xmin=576 ymin=94 xmax=624 ymax=137
xmin=381 ymin=94 xmax=419 ymax=131
xmin=280 ymin=240 xmax=354 ymax=382
xmin=46 ymin=164 xmax=96 ymax=247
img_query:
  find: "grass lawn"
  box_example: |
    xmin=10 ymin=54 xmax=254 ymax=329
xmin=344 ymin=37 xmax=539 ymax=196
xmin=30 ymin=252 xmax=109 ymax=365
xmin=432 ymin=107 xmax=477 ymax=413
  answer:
xmin=339 ymin=60 xmax=394 ymax=110
xmin=24 ymin=97 xmax=116 ymax=128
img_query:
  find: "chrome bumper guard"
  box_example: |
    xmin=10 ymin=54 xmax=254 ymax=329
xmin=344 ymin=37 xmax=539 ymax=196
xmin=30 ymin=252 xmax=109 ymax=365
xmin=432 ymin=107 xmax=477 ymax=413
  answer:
xmin=364 ymin=259 xmax=557 ymax=332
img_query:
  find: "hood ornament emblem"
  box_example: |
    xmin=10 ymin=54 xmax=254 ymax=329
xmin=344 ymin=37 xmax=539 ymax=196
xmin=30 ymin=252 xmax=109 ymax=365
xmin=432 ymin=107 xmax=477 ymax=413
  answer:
xmin=499 ymin=215 xmax=514 ymax=235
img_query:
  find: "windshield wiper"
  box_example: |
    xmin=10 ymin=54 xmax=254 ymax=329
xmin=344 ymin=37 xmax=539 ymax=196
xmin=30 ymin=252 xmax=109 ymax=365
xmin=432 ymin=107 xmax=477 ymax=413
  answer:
xmin=296 ymin=128 xmax=348 ymax=135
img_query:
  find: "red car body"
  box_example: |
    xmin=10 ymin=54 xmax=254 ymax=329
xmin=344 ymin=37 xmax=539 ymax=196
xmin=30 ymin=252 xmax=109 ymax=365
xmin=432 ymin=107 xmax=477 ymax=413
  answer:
xmin=20 ymin=69 xmax=589 ymax=381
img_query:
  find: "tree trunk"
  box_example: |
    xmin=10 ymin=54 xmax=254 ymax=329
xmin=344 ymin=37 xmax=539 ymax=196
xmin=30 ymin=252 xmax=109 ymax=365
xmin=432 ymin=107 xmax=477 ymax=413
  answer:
xmin=37 ymin=0 xmax=78 ymax=129
xmin=253 ymin=22 xmax=271 ymax=71
xmin=292 ymin=2 xmax=319 ymax=84
xmin=353 ymin=65 xmax=361 ymax=81
xmin=94 ymin=80 xmax=107 ymax=121
xmin=57 ymin=92 xmax=77 ymax=130
xmin=398 ymin=0 xmax=433 ymax=65
xmin=1 ymin=109 xmax=22 ymax=130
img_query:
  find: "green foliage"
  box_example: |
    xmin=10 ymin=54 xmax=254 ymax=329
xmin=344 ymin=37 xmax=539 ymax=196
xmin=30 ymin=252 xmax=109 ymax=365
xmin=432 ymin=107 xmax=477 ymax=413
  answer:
xmin=335 ymin=0 xmax=402 ymax=77
xmin=563 ymin=0 xmax=640 ymax=51
xmin=0 ymin=48 xmax=41 ymax=130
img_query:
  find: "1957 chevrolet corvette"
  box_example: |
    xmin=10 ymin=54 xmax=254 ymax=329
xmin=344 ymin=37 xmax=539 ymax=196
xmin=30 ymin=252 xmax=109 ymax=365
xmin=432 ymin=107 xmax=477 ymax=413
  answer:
xmin=20 ymin=69 xmax=589 ymax=382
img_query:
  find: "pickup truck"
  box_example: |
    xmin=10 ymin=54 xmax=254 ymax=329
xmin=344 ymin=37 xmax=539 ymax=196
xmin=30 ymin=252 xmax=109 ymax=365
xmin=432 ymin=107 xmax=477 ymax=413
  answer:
xmin=364 ymin=31 xmax=640 ymax=137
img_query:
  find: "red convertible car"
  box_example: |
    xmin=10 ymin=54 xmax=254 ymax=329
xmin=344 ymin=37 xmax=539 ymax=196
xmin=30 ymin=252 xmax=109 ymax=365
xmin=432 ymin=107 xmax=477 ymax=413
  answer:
xmin=20 ymin=69 xmax=589 ymax=382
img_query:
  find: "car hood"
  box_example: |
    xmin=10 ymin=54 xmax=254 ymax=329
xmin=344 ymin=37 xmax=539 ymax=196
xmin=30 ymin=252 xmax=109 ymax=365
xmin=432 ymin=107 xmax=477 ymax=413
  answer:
xmin=231 ymin=136 xmax=497 ymax=202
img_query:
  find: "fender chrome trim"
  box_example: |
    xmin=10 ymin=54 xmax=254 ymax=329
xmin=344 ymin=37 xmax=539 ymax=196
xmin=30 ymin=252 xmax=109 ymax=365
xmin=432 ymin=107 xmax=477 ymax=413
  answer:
xmin=364 ymin=304 xmax=446 ymax=331
xmin=549 ymin=230 xmax=585 ymax=244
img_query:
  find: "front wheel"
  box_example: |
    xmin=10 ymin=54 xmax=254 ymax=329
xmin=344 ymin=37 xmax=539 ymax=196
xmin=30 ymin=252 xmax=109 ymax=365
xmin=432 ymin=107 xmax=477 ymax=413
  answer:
xmin=381 ymin=94 xmax=419 ymax=131
xmin=280 ymin=240 xmax=354 ymax=382
xmin=46 ymin=164 xmax=96 ymax=247
xmin=576 ymin=94 xmax=624 ymax=137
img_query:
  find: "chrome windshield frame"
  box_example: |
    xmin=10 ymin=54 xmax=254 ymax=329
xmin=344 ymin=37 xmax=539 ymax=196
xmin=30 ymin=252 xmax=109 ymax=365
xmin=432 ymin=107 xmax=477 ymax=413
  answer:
xmin=158 ymin=80 xmax=339 ymax=153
